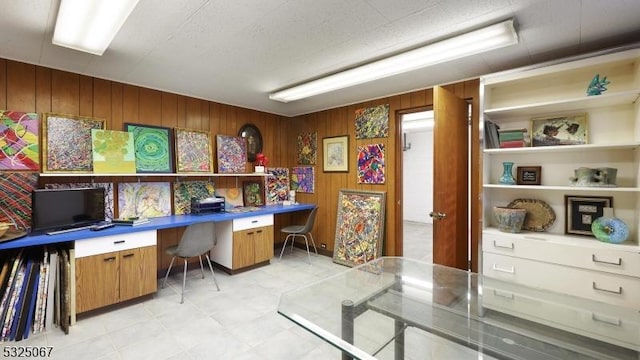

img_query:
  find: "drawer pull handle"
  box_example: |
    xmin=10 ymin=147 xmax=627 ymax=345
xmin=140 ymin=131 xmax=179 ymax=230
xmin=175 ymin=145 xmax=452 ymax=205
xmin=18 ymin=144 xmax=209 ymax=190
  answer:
xmin=591 ymin=255 xmax=622 ymax=266
xmin=493 ymin=289 xmax=514 ymax=299
xmin=493 ymin=240 xmax=514 ymax=250
xmin=104 ymin=256 xmax=116 ymax=262
xmin=256 ymin=230 xmax=262 ymax=234
xmin=247 ymin=232 xmax=254 ymax=235
xmin=591 ymin=313 xmax=621 ymax=326
xmin=114 ymin=240 xmax=126 ymax=244
xmin=251 ymin=220 xmax=258 ymax=223
xmin=492 ymin=264 xmax=514 ymax=274
xmin=122 ymin=253 xmax=135 ymax=258
xmin=592 ymin=282 xmax=623 ymax=295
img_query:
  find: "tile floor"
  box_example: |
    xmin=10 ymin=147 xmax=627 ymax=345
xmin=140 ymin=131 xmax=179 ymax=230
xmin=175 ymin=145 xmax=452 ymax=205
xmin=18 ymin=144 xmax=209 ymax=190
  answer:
xmin=9 ymin=221 xmax=439 ymax=360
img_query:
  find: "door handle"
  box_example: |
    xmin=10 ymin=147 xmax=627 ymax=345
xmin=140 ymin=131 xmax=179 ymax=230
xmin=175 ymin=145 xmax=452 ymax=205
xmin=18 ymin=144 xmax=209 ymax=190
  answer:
xmin=429 ymin=212 xmax=447 ymax=220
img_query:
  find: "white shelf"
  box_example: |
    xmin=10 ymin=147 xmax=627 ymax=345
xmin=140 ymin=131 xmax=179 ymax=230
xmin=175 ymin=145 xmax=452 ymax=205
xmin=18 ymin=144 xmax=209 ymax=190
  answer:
xmin=483 ymin=184 xmax=640 ymax=192
xmin=39 ymin=172 xmax=273 ymax=177
xmin=484 ymin=142 xmax=640 ymax=154
xmin=483 ymin=227 xmax=640 ymax=251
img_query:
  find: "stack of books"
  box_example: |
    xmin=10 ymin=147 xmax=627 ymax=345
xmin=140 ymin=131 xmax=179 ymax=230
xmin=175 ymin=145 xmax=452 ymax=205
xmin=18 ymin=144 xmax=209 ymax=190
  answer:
xmin=111 ymin=217 xmax=150 ymax=226
xmin=498 ymin=128 xmax=529 ymax=148
xmin=484 ymin=120 xmax=501 ymax=149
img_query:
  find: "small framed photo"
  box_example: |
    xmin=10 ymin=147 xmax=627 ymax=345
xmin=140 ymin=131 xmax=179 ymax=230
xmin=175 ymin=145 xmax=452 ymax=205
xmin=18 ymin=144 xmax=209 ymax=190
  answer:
xmin=242 ymin=181 xmax=265 ymax=207
xmin=531 ymin=113 xmax=587 ymax=146
xmin=565 ymin=195 xmax=613 ymax=236
xmin=323 ymin=135 xmax=349 ymax=172
xmin=517 ymin=166 xmax=541 ymax=185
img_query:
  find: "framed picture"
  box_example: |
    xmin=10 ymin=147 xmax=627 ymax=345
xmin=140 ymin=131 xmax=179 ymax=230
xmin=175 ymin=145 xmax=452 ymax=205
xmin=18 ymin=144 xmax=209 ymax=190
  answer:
xmin=124 ymin=123 xmax=174 ymax=173
xmin=531 ymin=113 xmax=587 ymax=146
xmin=238 ymin=123 xmax=263 ymax=162
xmin=175 ymin=128 xmax=213 ymax=173
xmin=216 ymin=134 xmax=247 ymax=173
xmin=323 ymin=135 xmax=349 ymax=172
xmin=333 ymin=189 xmax=386 ymax=267
xmin=0 ymin=110 xmax=39 ymax=171
xmin=242 ymin=181 xmax=265 ymax=207
xmin=565 ymin=195 xmax=613 ymax=236
xmin=517 ymin=166 xmax=541 ymax=185
xmin=42 ymin=113 xmax=104 ymax=172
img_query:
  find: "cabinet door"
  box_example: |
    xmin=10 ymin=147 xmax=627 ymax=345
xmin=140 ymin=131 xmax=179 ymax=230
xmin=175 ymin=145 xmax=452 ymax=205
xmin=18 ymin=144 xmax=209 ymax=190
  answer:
xmin=254 ymin=226 xmax=274 ymax=263
xmin=76 ymin=251 xmax=119 ymax=313
xmin=233 ymin=230 xmax=254 ymax=269
xmin=120 ymin=246 xmax=157 ymax=302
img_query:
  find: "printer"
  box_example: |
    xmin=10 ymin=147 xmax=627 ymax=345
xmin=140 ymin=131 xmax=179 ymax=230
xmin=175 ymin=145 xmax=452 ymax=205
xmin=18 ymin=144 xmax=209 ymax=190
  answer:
xmin=191 ymin=196 xmax=225 ymax=215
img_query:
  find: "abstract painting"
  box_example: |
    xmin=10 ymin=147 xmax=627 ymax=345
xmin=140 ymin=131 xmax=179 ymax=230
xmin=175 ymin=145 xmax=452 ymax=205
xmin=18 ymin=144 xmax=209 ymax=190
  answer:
xmin=0 ymin=110 xmax=39 ymax=170
xmin=42 ymin=113 xmax=104 ymax=172
xmin=264 ymin=167 xmax=290 ymax=205
xmin=290 ymin=166 xmax=315 ymax=193
xmin=357 ymin=143 xmax=385 ymax=184
xmin=45 ymin=182 xmax=115 ymax=220
xmin=173 ymin=181 xmax=215 ymax=215
xmin=91 ymin=129 xmax=136 ymax=174
xmin=216 ymin=134 xmax=247 ymax=173
xmin=531 ymin=113 xmax=588 ymax=146
xmin=242 ymin=181 xmax=264 ymax=207
xmin=124 ymin=123 xmax=174 ymax=173
xmin=0 ymin=172 xmax=38 ymax=231
xmin=214 ymin=188 xmax=243 ymax=209
xmin=175 ymin=128 xmax=213 ymax=173
xmin=333 ymin=189 xmax=386 ymax=267
xmin=117 ymin=182 xmax=171 ymax=218
xmin=296 ymin=132 xmax=317 ymax=165
xmin=355 ymin=104 xmax=389 ymax=139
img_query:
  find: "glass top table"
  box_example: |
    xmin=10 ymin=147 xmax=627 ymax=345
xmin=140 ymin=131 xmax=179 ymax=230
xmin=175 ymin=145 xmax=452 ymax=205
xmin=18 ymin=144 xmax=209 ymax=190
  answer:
xmin=277 ymin=257 xmax=639 ymax=360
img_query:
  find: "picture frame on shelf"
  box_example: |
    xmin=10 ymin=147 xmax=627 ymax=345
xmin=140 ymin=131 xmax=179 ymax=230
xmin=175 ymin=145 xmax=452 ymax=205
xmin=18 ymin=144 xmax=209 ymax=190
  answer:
xmin=174 ymin=128 xmax=213 ymax=173
xmin=124 ymin=123 xmax=174 ymax=173
xmin=565 ymin=195 xmax=613 ymax=236
xmin=322 ymin=135 xmax=349 ymax=172
xmin=516 ymin=166 xmax=541 ymax=185
xmin=238 ymin=123 xmax=263 ymax=162
xmin=242 ymin=180 xmax=264 ymax=207
xmin=531 ymin=113 xmax=587 ymax=147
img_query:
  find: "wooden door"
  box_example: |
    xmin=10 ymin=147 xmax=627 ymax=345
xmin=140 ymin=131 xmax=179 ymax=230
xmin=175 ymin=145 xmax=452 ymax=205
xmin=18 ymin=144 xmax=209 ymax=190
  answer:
xmin=76 ymin=251 xmax=119 ymax=313
xmin=120 ymin=246 xmax=157 ymax=302
xmin=233 ymin=230 xmax=254 ymax=269
xmin=432 ymin=86 xmax=469 ymax=270
xmin=254 ymin=226 xmax=274 ymax=263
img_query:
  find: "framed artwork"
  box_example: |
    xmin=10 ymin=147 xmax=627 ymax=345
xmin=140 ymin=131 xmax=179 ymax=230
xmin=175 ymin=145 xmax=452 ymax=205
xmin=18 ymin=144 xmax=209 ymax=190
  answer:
xmin=355 ymin=104 xmax=389 ymax=139
xmin=297 ymin=132 xmax=317 ymax=165
xmin=242 ymin=181 xmax=264 ymax=207
xmin=124 ymin=123 xmax=174 ymax=173
xmin=175 ymin=128 xmax=213 ymax=173
xmin=216 ymin=134 xmax=247 ymax=173
xmin=290 ymin=166 xmax=315 ymax=193
xmin=323 ymin=135 xmax=348 ymax=172
xmin=264 ymin=167 xmax=290 ymax=205
xmin=118 ymin=182 xmax=171 ymax=219
xmin=0 ymin=110 xmax=39 ymax=170
xmin=531 ymin=114 xmax=587 ymax=146
xmin=173 ymin=181 xmax=215 ymax=215
xmin=91 ymin=129 xmax=136 ymax=174
xmin=565 ymin=195 xmax=613 ymax=236
xmin=357 ymin=143 xmax=385 ymax=184
xmin=238 ymin=123 xmax=263 ymax=162
xmin=215 ymin=188 xmax=243 ymax=209
xmin=516 ymin=166 xmax=541 ymax=185
xmin=333 ymin=189 xmax=386 ymax=267
xmin=42 ymin=113 xmax=104 ymax=172
xmin=0 ymin=172 xmax=39 ymax=231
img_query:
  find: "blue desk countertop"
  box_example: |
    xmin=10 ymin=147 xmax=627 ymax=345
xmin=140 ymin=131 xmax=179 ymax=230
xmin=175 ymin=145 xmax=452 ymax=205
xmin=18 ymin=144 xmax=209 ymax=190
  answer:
xmin=0 ymin=203 xmax=315 ymax=251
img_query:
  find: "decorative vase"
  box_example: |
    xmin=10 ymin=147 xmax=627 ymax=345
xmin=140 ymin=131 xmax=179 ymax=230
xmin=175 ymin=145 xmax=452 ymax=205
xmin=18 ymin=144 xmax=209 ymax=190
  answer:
xmin=591 ymin=208 xmax=629 ymax=244
xmin=493 ymin=206 xmax=527 ymax=233
xmin=499 ymin=162 xmax=516 ymax=185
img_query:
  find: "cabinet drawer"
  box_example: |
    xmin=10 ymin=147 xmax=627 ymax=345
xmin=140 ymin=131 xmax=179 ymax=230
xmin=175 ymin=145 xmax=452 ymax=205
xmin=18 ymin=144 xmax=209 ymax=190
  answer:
xmin=233 ymin=215 xmax=274 ymax=231
xmin=75 ymin=230 xmax=157 ymax=258
xmin=483 ymin=230 xmax=640 ymax=278
xmin=482 ymin=252 xmax=640 ymax=308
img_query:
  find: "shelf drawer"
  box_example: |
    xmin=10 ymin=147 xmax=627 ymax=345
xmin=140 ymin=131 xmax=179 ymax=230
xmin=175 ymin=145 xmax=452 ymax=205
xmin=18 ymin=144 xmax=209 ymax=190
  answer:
xmin=233 ymin=215 xmax=274 ymax=231
xmin=483 ymin=230 xmax=640 ymax=278
xmin=482 ymin=252 xmax=640 ymax=308
xmin=75 ymin=230 xmax=157 ymax=258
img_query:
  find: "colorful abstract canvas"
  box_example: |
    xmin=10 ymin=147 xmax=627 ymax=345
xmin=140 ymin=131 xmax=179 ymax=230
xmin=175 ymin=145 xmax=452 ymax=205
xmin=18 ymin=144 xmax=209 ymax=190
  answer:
xmin=290 ymin=166 xmax=315 ymax=193
xmin=43 ymin=113 xmax=104 ymax=172
xmin=117 ymin=182 xmax=171 ymax=218
xmin=91 ymin=129 xmax=136 ymax=174
xmin=125 ymin=123 xmax=174 ymax=173
xmin=242 ymin=181 xmax=264 ymax=207
xmin=355 ymin=104 xmax=389 ymax=139
xmin=214 ymin=188 xmax=243 ymax=209
xmin=264 ymin=167 xmax=290 ymax=205
xmin=173 ymin=181 xmax=215 ymax=215
xmin=357 ymin=143 xmax=385 ymax=184
xmin=333 ymin=190 xmax=386 ymax=267
xmin=45 ymin=182 xmax=114 ymax=220
xmin=0 ymin=172 xmax=38 ymax=230
xmin=175 ymin=128 xmax=213 ymax=173
xmin=216 ymin=135 xmax=247 ymax=173
xmin=296 ymin=132 xmax=317 ymax=165
xmin=0 ymin=110 xmax=39 ymax=170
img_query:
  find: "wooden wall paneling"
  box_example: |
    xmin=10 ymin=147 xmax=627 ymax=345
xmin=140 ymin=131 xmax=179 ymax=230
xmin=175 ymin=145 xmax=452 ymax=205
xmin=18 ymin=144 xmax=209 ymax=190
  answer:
xmin=35 ymin=67 xmax=51 ymax=114
xmin=138 ymin=88 xmax=162 ymax=126
xmin=122 ymin=84 xmax=139 ymax=129
xmin=0 ymin=59 xmax=6 ymax=108
xmin=78 ymin=75 xmax=93 ymax=118
xmin=6 ymin=61 xmax=35 ymax=111
xmin=51 ymin=70 xmax=79 ymax=115
xmin=93 ymin=79 xmax=112 ymax=126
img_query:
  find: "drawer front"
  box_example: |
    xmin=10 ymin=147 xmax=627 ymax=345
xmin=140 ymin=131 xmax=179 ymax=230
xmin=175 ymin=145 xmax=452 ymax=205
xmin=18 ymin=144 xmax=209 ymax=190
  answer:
xmin=483 ymin=231 xmax=640 ymax=278
xmin=75 ymin=230 xmax=157 ymax=258
xmin=233 ymin=215 xmax=274 ymax=231
xmin=482 ymin=252 xmax=640 ymax=308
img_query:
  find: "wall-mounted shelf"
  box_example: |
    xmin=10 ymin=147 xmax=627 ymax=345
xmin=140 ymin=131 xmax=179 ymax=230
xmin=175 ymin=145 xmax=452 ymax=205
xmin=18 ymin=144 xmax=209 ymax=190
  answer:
xmin=483 ymin=184 xmax=640 ymax=192
xmin=38 ymin=172 xmax=273 ymax=177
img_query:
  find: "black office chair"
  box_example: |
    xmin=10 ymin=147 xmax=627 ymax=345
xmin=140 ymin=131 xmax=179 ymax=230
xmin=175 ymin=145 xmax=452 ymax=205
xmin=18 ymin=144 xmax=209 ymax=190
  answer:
xmin=161 ymin=221 xmax=220 ymax=303
xmin=278 ymin=207 xmax=319 ymax=264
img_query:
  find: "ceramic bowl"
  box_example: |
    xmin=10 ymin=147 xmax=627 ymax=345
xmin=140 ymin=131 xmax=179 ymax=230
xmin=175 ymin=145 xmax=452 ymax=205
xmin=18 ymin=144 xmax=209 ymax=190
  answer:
xmin=493 ymin=207 xmax=527 ymax=233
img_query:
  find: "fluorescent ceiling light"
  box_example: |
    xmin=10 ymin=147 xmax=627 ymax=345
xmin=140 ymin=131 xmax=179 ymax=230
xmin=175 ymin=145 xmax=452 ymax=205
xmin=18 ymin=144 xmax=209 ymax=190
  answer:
xmin=269 ymin=19 xmax=518 ymax=103
xmin=52 ymin=0 xmax=140 ymax=55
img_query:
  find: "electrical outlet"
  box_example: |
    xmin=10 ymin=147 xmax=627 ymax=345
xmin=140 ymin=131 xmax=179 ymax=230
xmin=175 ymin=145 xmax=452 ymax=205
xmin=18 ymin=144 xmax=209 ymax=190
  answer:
xmin=320 ymin=243 xmax=327 ymax=249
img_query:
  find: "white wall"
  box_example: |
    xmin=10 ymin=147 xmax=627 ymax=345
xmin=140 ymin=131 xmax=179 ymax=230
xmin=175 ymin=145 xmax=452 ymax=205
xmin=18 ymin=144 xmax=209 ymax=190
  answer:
xmin=402 ymin=128 xmax=434 ymax=223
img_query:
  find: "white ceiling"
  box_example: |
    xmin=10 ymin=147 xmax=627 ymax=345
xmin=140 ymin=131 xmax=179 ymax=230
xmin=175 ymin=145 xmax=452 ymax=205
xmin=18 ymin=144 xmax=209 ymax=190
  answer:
xmin=1 ymin=0 xmax=639 ymax=117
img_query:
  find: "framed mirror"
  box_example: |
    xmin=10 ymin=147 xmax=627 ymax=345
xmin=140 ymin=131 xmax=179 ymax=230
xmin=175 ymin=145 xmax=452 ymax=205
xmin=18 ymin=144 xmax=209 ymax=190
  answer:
xmin=238 ymin=123 xmax=263 ymax=162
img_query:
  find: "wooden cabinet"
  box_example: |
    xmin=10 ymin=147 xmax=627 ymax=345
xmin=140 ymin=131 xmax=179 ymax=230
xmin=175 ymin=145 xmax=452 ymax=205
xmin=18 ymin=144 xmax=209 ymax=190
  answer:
xmin=75 ymin=231 xmax=157 ymax=313
xmin=211 ymin=214 xmax=274 ymax=272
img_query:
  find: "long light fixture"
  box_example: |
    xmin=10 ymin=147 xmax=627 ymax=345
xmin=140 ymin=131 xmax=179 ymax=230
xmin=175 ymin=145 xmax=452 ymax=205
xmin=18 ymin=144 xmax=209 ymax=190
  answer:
xmin=52 ymin=0 xmax=140 ymax=55
xmin=269 ymin=19 xmax=518 ymax=103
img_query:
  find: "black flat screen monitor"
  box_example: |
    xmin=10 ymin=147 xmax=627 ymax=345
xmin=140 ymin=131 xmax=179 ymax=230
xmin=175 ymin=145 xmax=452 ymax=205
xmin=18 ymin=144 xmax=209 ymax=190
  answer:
xmin=31 ymin=187 xmax=106 ymax=234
